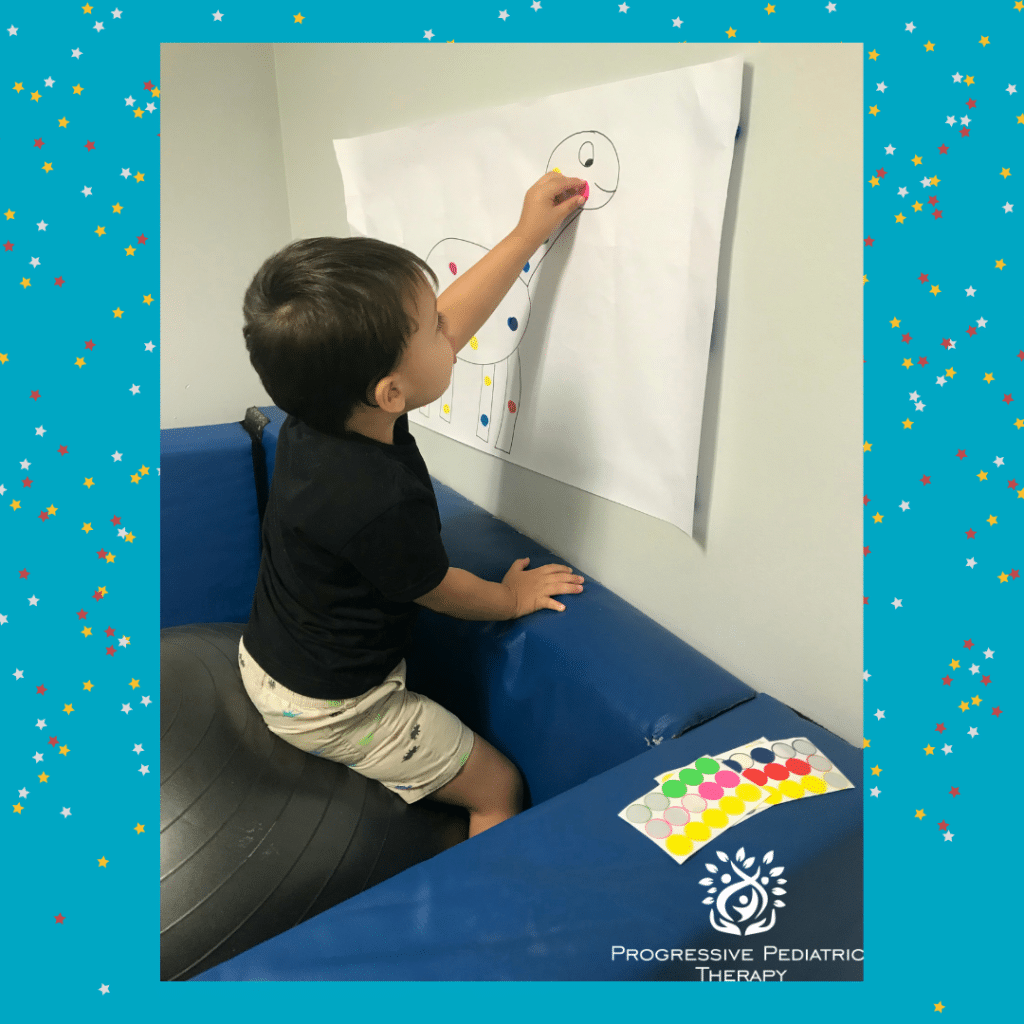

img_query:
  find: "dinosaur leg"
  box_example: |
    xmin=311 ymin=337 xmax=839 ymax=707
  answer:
xmin=495 ymin=350 xmax=521 ymax=454
xmin=476 ymin=363 xmax=496 ymax=442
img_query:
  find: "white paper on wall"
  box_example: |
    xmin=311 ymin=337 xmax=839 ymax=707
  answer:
xmin=334 ymin=56 xmax=743 ymax=535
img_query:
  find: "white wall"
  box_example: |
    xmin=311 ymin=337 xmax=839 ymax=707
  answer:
xmin=161 ymin=42 xmax=862 ymax=746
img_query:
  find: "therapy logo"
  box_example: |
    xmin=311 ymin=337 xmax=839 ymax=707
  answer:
xmin=699 ymin=847 xmax=786 ymax=936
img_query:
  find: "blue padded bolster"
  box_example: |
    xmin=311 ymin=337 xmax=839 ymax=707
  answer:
xmin=194 ymin=692 xmax=862 ymax=982
xmin=256 ymin=409 xmax=757 ymax=805
xmin=160 ymin=422 xmax=261 ymax=628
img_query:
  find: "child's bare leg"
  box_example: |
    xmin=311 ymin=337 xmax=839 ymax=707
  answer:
xmin=428 ymin=732 xmax=524 ymax=837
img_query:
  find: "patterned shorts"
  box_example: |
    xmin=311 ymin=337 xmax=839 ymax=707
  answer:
xmin=238 ymin=636 xmax=475 ymax=805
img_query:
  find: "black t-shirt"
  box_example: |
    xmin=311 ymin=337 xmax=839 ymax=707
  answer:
xmin=242 ymin=413 xmax=449 ymax=699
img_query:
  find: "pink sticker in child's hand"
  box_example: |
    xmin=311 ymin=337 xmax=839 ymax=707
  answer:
xmin=581 ymin=181 xmax=590 ymax=200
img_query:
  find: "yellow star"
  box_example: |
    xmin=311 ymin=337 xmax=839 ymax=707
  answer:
xmin=12 ymin=803 xmax=23 ymax=814
xmin=871 ymin=765 xmax=882 ymax=776
xmin=979 ymin=470 xmax=990 ymax=482
xmin=125 ymin=245 xmax=135 ymax=256
xmin=143 ymin=294 xmax=154 ymax=305
xmin=133 ymin=172 xmax=144 ymax=183
xmin=872 ymin=512 xmax=883 ymax=523
xmin=39 ymin=772 xmax=49 ymax=783
xmin=31 ymin=91 xmax=41 ymax=102
xmin=964 ymin=76 xmax=975 ymax=86
xmin=726 ymin=27 xmax=737 ymax=38
xmin=58 ymin=117 xmax=69 ymax=128
xmin=972 ymin=695 xmax=982 ymax=706
xmin=81 ymin=626 xmax=92 ymax=637
xmin=105 ymin=552 xmax=115 ymax=563
xmin=112 ymin=202 xmax=123 ymax=213
xmin=113 ymin=308 xmax=123 ymax=318
xmin=995 ymin=259 xmax=1006 ymax=269
xmin=935 ymin=1003 xmax=945 ymax=1013
xmin=902 ymin=418 xmax=913 ymax=429
xmin=863 ymin=274 xmax=869 ymax=284
xmin=924 ymin=41 xmax=935 ymax=52
xmin=13 ymin=82 xmax=24 ymax=93
xmin=152 ymin=87 xmax=160 ymax=97
xmin=82 ymin=522 xmax=93 ymax=532
xmin=959 ymin=701 xmax=969 ymax=712
xmin=60 ymin=745 xmax=70 ymax=756
xmin=95 ymin=225 xmax=106 ymax=237
xmin=47 ymin=504 xmax=57 ymax=516
xmin=20 ymin=278 xmax=31 ymax=289
xmin=83 ymin=4 xmax=93 ymax=12
xmin=83 ymin=679 xmax=94 ymax=691
xmin=134 ymin=823 xmax=145 ymax=834
xmin=294 ymin=12 xmax=305 ymax=23
xmin=869 ymin=176 xmax=880 ymax=187
xmin=869 ymin=105 xmax=880 ymax=116
xmin=945 ymin=367 xmax=956 ymax=378
xmin=75 ymin=357 xmax=86 ymax=368
xmin=987 ymin=514 xmax=998 ymax=526
xmin=930 ymin=175 xmax=939 ymax=186
xmin=912 ymin=155 xmax=923 ymax=166
xmin=96 ymin=586 xmax=107 ymax=597
xmin=73 ymin=84 xmax=83 ymax=95
xmin=98 ymin=857 xmax=109 ymax=868
xmin=10 ymin=500 xmax=21 ymax=511
xmin=979 ymin=36 xmax=990 ymax=47
xmin=889 ymin=317 xmax=900 ymax=328
xmin=130 ymin=473 xmax=140 ymax=484
xmin=1016 ymin=1 xmax=1023 ymax=11
xmin=869 ymin=50 xmax=879 ymax=60
xmin=999 ymin=571 xmax=1010 ymax=582
xmin=64 ymin=703 xmax=73 ymax=715
xmin=0 ymin=351 xmax=8 ymax=360
xmin=3 ymin=210 xmax=13 ymax=220
xmin=84 ymin=478 xmax=94 ymax=488
xmin=914 ymin=809 xmax=926 ymax=819
xmin=1000 ymin=167 xmax=1011 ymax=178
xmin=1019 ymin=114 xmax=1024 ymax=126
xmin=895 ymin=212 xmax=906 ymax=223
xmin=924 ymin=745 xmax=935 ymax=755
xmin=930 ymin=285 xmax=941 ymax=295
xmin=863 ymin=441 xmax=872 ymax=452
xmin=765 ymin=4 xmax=775 ymax=12
xmin=42 ymin=162 xmax=53 ymax=173
xmin=913 ymin=200 xmax=923 ymax=212
xmin=125 ymin=531 xmax=135 ymax=543
xmin=133 ymin=108 xmax=144 ymax=119
xmin=949 ymin=659 xmax=960 ymax=670
xmin=863 ymin=738 xmax=871 ymax=748
xmin=129 ymin=678 xmax=140 ymax=689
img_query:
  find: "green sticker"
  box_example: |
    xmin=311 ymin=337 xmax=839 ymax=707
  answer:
xmin=695 ymin=757 xmax=720 ymax=774
xmin=661 ymin=779 xmax=687 ymax=798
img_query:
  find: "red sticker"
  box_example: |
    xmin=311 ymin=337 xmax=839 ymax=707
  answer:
xmin=764 ymin=762 xmax=790 ymax=781
xmin=507 ymin=400 xmax=517 ymax=414
xmin=448 ymin=262 xmax=458 ymax=276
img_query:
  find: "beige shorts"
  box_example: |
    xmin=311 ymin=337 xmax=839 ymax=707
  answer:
xmin=238 ymin=636 xmax=475 ymax=805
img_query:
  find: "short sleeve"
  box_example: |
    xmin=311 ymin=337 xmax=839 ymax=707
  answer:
xmin=341 ymin=499 xmax=449 ymax=604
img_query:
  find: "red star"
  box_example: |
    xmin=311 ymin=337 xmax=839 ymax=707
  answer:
xmin=956 ymin=450 xmax=967 ymax=460
xmin=967 ymin=325 xmax=977 ymax=336
xmin=93 ymin=590 xmax=105 ymax=601
xmin=902 ymin=333 xmax=911 ymax=344
xmin=54 ymin=914 xmax=65 ymax=924
xmin=31 ymin=390 xmax=40 ymax=401
xmin=932 ymin=209 xmax=943 ymax=219
xmin=19 ymin=569 xmax=29 ymax=579
xmin=106 ymin=646 xmax=116 ymax=657
xmin=865 ymin=237 xmax=874 ymax=246
xmin=1002 ymin=394 xmax=1014 ymax=404
xmin=918 ymin=273 xmax=929 ymax=283
xmin=3 ymin=241 xmax=13 ymax=251
xmin=110 ymin=516 xmax=121 ymax=526
xmin=97 ymin=549 xmax=109 ymax=560
xmin=84 ymin=140 xmax=96 ymax=151
xmin=992 ymin=707 xmax=1002 ymax=717
xmin=921 ymin=475 xmax=931 ymax=485
xmin=85 ymin=339 xmax=95 ymax=350
xmin=982 ymin=675 xmax=991 ymax=686
xmin=1009 ymin=480 xmax=1019 ymax=490
xmin=917 ymin=356 xmax=929 ymax=366
xmin=136 ymin=233 xmax=148 ymax=245
xmin=48 ymin=736 xmax=58 ymax=747
xmin=863 ymin=596 xmax=869 ymax=604
xmin=941 ymin=676 xmax=952 ymax=686
xmin=863 ymin=495 xmax=870 ymax=505
xmin=928 ymin=196 xmax=939 ymax=206
xmin=936 ymin=723 xmax=946 ymax=733
xmin=965 ymin=529 xmax=976 ymax=538
xmin=949 ymin=787 xmax=960 ymax=797
xmin=105 ymin=626 xmax=116 ymax=637
xmin=33 ymin=138 xmax=44 ymax=149
xmin=964 ymin=639 xmax=974 ymax=649
xmin=22 ymin=478 xmax=32 ymax=488
xmin=77 ymin=609 xmax=88 ymax=620
xmin=941 ymin=338 xmax=954 ymax=350
xmin=1011 ymin=569 xmax=1020 ymax=580
xmin=938 ymin=820 xmax=948 ymax=830
xmin=966 ymin=98 xmax=976 ymax=109
xmin=876 ymin=167 xmax=887 ymax=178
xmin=144 ymin=80 xmax=155 ymax=91
xmin=863 ymin=546 xmax=870 ymax=555
xmin=938 ymin=144 xmax=949 ymax=154
xmin=36 ymin=684 xmax=46 ymax=695
xmin=38 ymin=510 xmax=49 ymax=520
xmin=54 ymin=277 xmax=64 ymax=287
xmin=58 ymin=445 xmax=68 ymax=455
xmin=960 ymin=127 xmax=970 ymax=137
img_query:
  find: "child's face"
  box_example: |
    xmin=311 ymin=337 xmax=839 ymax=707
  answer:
xmin=395 ymin=278 xmax=456 ymax=411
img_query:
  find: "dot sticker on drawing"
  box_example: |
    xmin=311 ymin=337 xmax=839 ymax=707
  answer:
xmin=621 ymin=752 xmax=773 ymax=865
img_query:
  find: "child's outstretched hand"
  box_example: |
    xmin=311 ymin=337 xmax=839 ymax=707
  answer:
xmin=502 ymin=556 xmax=584 ymax=618
xmin=514 ymin=171 xmax=588 ymax=250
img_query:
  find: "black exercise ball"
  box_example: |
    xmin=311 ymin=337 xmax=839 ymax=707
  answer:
xmin=160 ymin=622 xmax=469 ymax=981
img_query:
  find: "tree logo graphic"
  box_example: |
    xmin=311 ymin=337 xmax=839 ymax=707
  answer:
xmin=699 ymin=847 xmax=786 ymax=936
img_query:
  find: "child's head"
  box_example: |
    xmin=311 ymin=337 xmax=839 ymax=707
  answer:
xmin=242 ymin=236 xmax=445 ymax=436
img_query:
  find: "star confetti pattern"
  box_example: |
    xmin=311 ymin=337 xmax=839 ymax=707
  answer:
xmin=2 ymin=2 xmax=1017 ymax=1021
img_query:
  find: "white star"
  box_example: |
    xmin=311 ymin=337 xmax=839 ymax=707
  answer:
xmin=984 ymin=648 xmax=994 ymax=659
xmin=943 ymin=830 xmax=954 ymax=841
xmin=145 ymin=102 xmax=156 ymax=114
xmin=92 ymin=21 xmax=104 ymax=32
xmin=44 ymin=77 xmax=55 ymax=87
xmin=118 ymin=635 xmax=130 ymax=647
xmin=618 ymin=2 xmax=629 ymax=11
xmin=885 ymin=144 xmax=895 ymax=154
xmin=30 ymin=257 xmax=41 ymax=268
xmin=498 ymin=9 xmax=510 ymax=20
xmin=61 ymin=806 xmax=72 ymax=817
xmin=891 ymin=598 xmax=903 ymax=610
xmin=899 ymin=501 xmax=910 ymax=511
xmin=532 ymin=2 xmax=542 ymax=11
xmin=72 ymin=48 xmax=82 ymax=59
xmin=920 ymin=176 xmax=932 ymax=188
xmin=15 ymin=668 xmax=25 ymax=680
xmin=33 ymin=752 xmax=44 ymax=763
xmin=1004 ymin=202 xmax=1014 ymax=213
xmin=28 ymin=595 xmax=39 ymax=606
xmin=124 ymin=95 xmax=135 ymax=107
xmin=952 ymin=72 xmax=962 ymax=82
xmin=112 ymin=8 xmax=122 ymax=16
xmin=423 ymin=29 xmax=434 ymax=39
xmin=0 ymin=614 xmax=7 ymax=625
xmin=969 ymin=663 xmax=980 ymax=675
xmin=213 ymin=10 xmax=224 ymax=20
xmin=936 ymin=375 xmax=948 ymax=387
xmin=968 ymin=727 xmax=978 ymax=737
xmin=18 ymin=787 xmax=28 ymax=798
xmin=876 ymin=82 xmax=887 ymax=93
xmin=7 ymin=25 xmax=17 ymax=36
xmin=35 ymin=425 xmax=46 ymax=436
xmin=863 ymin=670 xmax=871 ymax=682
xmin=118 ymin=527 xmax=128 ymax=538
xmin=874 ymin=709 xmax=885 ymax=720
xmin=36 ymin=219 xmax=48 ymax=231
xmin=144 ymin=341 xmax=155 ymax=352
xmin=81 ymin=186 xmax=92 ymax=197
xmin=960 ymin=115 xmax=971 ymax=127
xmin=141 ymin=695 xmax=152 ymax=707
xmin=133 ymin=743 xmax=144 ymax=754
xmin=1007 ymin=84 xmax=1017 ymax=95
xmin=20 ymin=459 xmax=30 ymax=469
xmin=942 ymin=744 xmax=952 ymax=755
xmin=977 ymin=318 xmax=987 ymax=328
xmin=112 ymin=451 xmax=123 ymax=461
xmin=826 ymin=2 xmax=836 ymax=11
xmin=129 ymin=384 xmax=140 ymax=395
xmin=905 ymin=22 xmax=915 ymax=32
xmin=993 ymin=456 xmax=1004 ymax=467
xmin=672 ymin=16 xmax=682 ymax=27
xmin=139 ymin=764 xmax=150 ymax=775
xmin=909 ymin=392 xmax=920 ymax=401
xmin=99 ymin=984 xmax=110 ymax=995
xmin=120 ymin=167 xmax=131 ymax=178
xmin=121 ymin=703 xmax=132 ymax=714
xmin=965 ymin=286 xmax=976 ymax=296
xmin=913 ymin=399 xmax=925 ymax=411
xmin=870 ymin=787 xmax=881 ymax=797
xmin=945 ymin=115 xmax=956 ymax=126
xmin=966 ymin=557 xmax=977 ymax=568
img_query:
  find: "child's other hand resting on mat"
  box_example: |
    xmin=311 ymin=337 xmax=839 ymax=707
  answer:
xmin=502 ymin=557 xmax=583 ymax=618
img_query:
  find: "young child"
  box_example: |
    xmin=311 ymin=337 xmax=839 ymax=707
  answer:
xmin=237 ymin=172 xmax=588 ymax=838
